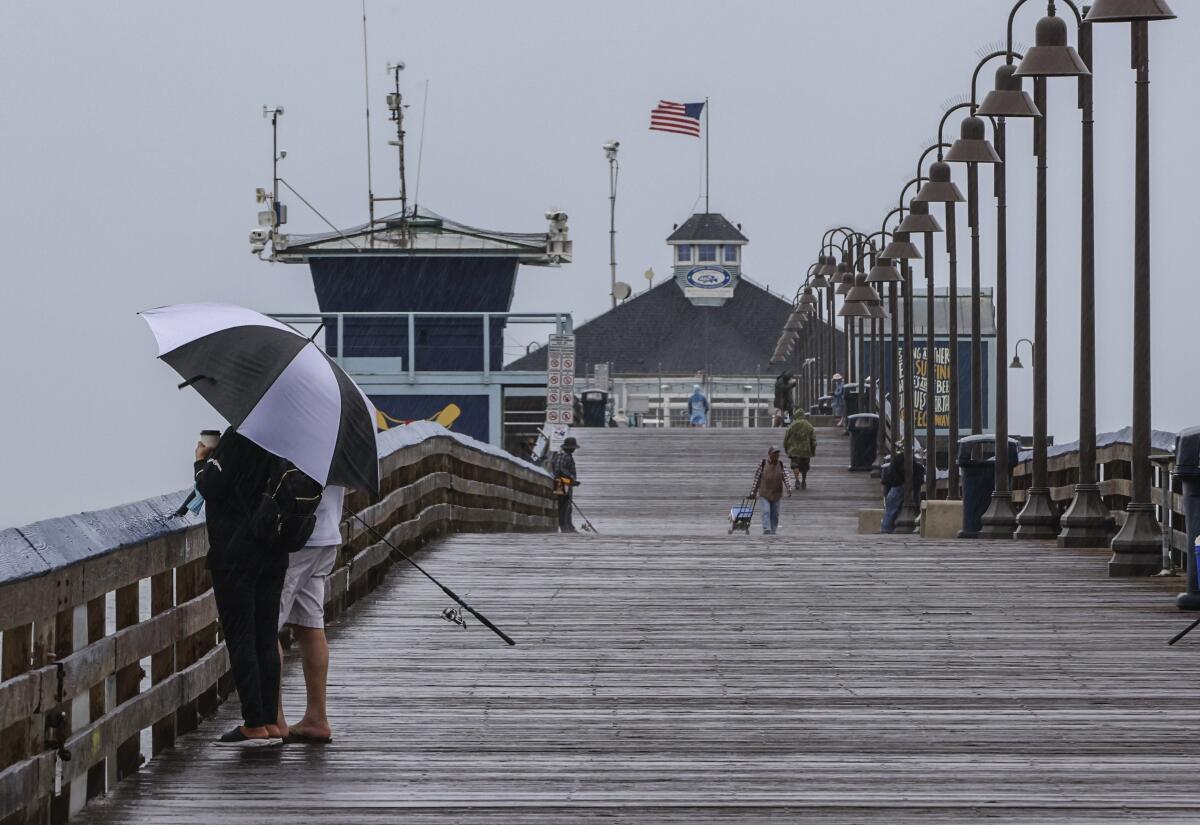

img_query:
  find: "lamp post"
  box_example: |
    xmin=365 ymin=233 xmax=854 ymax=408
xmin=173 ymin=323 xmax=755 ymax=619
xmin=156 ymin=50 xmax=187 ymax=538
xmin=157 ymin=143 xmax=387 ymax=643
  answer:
xmin=971 ymin=51 xmax=1042 ymax=540
xmin=898 ymin=198 xmax=943 ymax=504
xmin=1083 ymin=0 xmax=1177 ymax=575
xmin=604 ymin=140 xmax=619 ymax=309
xmin=881 ymin=212 xmax=924 ymax=532
xmin=1009 ymin=0 xmax=1091 ymax=541
xmin=915 ymin=146 xmax=969 ymax=499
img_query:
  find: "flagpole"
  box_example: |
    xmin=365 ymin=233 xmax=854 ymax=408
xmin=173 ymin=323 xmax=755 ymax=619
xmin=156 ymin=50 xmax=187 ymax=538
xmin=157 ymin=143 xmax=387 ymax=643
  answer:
xmin=704 ymin=97 xmax=710 ymax=212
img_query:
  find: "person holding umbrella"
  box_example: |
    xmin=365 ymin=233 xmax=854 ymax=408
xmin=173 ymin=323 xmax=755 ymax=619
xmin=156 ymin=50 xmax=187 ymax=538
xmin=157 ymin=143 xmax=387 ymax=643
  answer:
xmin=193 ymin=429 xmax=288 ymax=746
xmin=141 ymin=302 xmax=380 ymax=747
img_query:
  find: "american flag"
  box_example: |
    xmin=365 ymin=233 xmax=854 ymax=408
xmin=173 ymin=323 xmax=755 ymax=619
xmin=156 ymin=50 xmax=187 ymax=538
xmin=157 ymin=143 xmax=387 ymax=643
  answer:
xmin=649 ymin=100 xmax=705 ymax=137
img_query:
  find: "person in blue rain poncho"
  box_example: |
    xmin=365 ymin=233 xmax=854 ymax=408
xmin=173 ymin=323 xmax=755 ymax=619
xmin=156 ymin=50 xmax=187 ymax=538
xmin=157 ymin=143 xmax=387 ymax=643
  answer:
xmin=688 ymin=384 xmax=710 ymax=428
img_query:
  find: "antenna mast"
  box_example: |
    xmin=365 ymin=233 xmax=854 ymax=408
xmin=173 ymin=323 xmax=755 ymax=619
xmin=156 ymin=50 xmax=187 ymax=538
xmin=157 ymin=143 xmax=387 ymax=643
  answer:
xmin=387 ymin=63 xmax=408 ymax=222
xmin=361 ymin=0 xmax=375 ymax=245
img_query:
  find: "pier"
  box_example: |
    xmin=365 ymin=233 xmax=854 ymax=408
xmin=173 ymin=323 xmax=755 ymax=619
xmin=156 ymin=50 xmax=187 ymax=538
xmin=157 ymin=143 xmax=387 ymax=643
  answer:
xmin=6 ymin=425 xmax=1199 ymax=823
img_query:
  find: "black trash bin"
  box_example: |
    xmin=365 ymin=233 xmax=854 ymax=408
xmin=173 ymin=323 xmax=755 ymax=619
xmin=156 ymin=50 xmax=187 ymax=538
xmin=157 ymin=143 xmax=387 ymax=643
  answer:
xmin=956 ymin=434 xmax=1020 ymax=538
xmin=848 ymin=413 xmax=879 ymax=472
xmin=843 ymin=383 xmax=862 ymax=420
xmin=813 ymin=395 xmax=833 ymax=416
xmin=581 ymin=390 xmax=609 ymax=428
xmin=1173 ymin=426 xmax=1200 ymax=609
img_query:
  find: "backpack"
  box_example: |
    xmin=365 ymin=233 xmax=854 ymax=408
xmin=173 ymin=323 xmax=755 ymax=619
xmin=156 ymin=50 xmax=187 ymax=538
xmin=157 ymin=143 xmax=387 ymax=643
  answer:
xmin=250 ymin=458 xmax=324 ymax=554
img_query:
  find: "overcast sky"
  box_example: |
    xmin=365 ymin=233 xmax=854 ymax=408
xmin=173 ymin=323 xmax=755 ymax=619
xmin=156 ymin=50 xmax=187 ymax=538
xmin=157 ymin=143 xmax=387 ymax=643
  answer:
xmin=1 ymin=1 xmax=1197 ymax=528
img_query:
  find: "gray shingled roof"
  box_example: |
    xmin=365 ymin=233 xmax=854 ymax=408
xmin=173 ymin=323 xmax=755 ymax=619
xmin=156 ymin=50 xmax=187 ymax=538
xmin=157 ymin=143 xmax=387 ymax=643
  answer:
xmin=506 ymin=278 xmax=843 ymax=376
xmin=666 ymin=213 xmax=749 ymax=243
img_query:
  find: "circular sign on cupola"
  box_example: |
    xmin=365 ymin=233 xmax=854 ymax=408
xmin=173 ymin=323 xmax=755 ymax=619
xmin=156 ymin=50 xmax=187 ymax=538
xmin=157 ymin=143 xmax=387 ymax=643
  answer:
xmin=685 ymin=266 xmax=733 ymax=289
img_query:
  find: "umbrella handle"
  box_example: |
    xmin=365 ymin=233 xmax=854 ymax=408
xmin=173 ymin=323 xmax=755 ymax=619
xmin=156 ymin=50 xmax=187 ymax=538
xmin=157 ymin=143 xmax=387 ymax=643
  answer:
xmin=177 ymin=374 xmax=216 ymax=390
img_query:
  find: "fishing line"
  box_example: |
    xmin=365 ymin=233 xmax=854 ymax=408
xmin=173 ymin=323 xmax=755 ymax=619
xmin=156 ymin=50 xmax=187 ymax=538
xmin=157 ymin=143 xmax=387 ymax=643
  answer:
xmin=344 ymin=509 xmax=516 ymax=646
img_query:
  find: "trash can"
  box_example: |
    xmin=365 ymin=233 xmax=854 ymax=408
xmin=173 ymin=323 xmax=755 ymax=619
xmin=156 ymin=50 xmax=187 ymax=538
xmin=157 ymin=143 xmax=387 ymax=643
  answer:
xmin=1174 ymin=425 xmax=1200 ymax=609
xmin=813 ymin=395 xmax=833 ymax=416
xmin=843 ymin=383 xmax=862 ymax=420
xmin=956 ymin=434 xmax=1020 ymax=538
xmin=581 ymin=390 xmax=609 ymax=428
xmin=848 ymin=413 xmax=879 ymax=472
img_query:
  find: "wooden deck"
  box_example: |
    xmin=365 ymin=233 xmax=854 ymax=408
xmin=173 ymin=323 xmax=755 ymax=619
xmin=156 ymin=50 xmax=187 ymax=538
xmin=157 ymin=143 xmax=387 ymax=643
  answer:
xmin=74 ymin=426 xmax=1200 ymax=823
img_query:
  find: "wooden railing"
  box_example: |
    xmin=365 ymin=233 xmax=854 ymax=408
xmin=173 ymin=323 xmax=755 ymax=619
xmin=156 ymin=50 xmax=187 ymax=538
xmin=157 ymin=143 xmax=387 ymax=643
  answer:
xmin=1009 ymin=428 xmax=1183 ymax=555
xmin=0 ymin=423 xmax=554 ymax=823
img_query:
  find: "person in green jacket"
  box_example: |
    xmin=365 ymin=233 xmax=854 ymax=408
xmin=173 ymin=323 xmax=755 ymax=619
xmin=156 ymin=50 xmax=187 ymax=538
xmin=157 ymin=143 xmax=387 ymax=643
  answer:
xmin=783 ymin=409 xmax=818 ymax=489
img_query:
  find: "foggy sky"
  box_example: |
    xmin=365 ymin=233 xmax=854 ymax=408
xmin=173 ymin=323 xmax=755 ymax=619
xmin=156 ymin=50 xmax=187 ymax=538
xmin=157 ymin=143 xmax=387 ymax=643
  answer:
xmin=2 ymin=0 xmax=1197 ymax=528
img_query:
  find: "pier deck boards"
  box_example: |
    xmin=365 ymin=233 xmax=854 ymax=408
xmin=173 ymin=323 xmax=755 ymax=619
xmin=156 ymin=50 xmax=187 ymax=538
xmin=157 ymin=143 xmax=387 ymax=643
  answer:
xmin=76 ymin=427 xmax=1200 ymax=823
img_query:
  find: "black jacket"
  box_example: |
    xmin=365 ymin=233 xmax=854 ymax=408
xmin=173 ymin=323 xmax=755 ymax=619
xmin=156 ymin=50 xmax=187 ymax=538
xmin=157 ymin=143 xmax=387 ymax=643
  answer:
xmin=194 ymin=429 xmax=278 ymax=570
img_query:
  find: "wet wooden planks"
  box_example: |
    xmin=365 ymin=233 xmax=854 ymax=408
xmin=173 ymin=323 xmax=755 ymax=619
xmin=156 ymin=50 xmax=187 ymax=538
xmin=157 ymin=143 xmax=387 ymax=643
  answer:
xmin=75 ymin=427 xmax=1200 ymax=823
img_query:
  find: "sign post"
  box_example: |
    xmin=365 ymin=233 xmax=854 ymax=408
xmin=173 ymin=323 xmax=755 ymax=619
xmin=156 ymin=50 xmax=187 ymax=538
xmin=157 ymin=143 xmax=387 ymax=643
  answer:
xmin=545 ymin=333 xmax=576 ymax=452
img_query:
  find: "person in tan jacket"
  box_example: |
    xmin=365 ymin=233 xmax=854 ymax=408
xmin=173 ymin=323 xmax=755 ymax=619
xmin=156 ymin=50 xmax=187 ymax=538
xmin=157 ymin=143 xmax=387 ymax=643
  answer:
xmin=749 ymin=446 xmax=794 ymax=535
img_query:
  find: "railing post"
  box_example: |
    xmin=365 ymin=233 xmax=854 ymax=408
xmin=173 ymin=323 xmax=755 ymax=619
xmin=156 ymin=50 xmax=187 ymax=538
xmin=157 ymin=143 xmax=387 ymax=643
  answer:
xmin=150 ymin=545 xmax=176 ymax=755
xmin=336 ymin=312 xmax=344 ymax=366
xmin=408 ymin=313 xmax=416 ymax=380
xmin=483 ymin=314 xmax=491 ymax=380
xmin=114 ymin=582 xmax=141 ymax=778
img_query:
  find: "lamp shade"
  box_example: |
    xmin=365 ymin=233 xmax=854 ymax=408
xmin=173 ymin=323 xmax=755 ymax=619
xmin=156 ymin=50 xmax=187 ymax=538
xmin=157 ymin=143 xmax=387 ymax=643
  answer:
xmin=1014 ymin=15 xmax=1090 ymax=77
xmin=976 ymin=63 xmax=1042 ymax=118
xmin=1085 ymin=0 xmax=1175 ymax=22
xmin=845 ymin=273 xmax=882 ymax=304
xmin=867 ymin=257 xmax=903 ymax=283
xmin=896 ymin=201 xmax=942 ymax=234
xmin=945 ymin=116 xmax=1003 ymax=164
xmin=784 ymin=311 xmax=804 ymax=331
xmin=817 ymin=256 xmax=838 ymax=278
xmin=800 ymin=287 xmax=818 ymax=307
xmin=838 ymin=300 xmax=872 ymax=318
xmin=832 ymin=262 xmax=851 ymax=295
xmin=868 ymin=302 xmax=888 ymax=320
xmin=880 ymin=230 xmax=922 ymax=261
xmin=914 ymin=161 xmax=966 ymax=203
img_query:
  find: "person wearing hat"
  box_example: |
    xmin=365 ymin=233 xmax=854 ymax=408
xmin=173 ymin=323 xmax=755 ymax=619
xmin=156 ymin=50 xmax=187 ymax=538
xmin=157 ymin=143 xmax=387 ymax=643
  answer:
xmin=783 ymin=409 xmax=818 ymax=490
xmin=551 ymin=436 xmax=581 ymax=532
xmin=749 ymin=445 xmax=793 ymax=535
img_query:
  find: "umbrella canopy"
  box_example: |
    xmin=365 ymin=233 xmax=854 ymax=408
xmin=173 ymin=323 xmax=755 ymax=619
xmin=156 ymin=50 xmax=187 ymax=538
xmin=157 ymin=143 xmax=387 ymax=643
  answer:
xmin=140 ymin=302 xmax=379 ymax=494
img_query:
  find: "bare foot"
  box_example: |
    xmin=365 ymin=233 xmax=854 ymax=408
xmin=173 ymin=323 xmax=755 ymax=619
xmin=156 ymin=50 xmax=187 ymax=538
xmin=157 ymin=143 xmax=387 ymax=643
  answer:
xmin=289 ymin=719 xmax=332 ymax=741
xmin=241 ymin=725 xmax=270 ymax=739
xmin=266 ymin=724 xmax=284 ymax=739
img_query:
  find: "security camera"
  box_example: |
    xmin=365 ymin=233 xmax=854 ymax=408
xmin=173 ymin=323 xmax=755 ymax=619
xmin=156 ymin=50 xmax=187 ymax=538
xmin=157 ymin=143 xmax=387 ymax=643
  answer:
xmin=249 ymin=228 xmax=269 ymax=253
xmin=603 ymin=140 xmax=619 ymax=156
xmin=544 ymin=210 xmax=568 ymax=222
xmin=387 ymin=61 xmax=405 ymax=73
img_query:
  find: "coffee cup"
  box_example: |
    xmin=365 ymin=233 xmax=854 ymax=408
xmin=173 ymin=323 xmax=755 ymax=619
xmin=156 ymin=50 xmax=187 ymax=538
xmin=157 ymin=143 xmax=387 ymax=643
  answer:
xmin=199 ymin=430 xmax=221 ymax=449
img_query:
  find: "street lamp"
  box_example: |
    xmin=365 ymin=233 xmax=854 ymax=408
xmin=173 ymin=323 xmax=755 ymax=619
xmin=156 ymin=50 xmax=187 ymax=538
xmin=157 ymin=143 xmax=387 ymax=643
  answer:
xmin=1083 ymin=0 xmax=1177 ymax=575
xmin=882 ymin=207 xmax=924 ymax=531
xmin=604 ymin=140 xmax=619 ymax=309
xmin=1010 ymin=0 xmax=1091 ymax=541
xmin=915 ymin=152 xmax=968 ymax=498
xmin=1011 ymin=337 xmax=1034 ymax=369
xmin=898 ymin=198 xmax=943 ymax=503
xmin=972 ymin=52 xmax=1042 ymax=540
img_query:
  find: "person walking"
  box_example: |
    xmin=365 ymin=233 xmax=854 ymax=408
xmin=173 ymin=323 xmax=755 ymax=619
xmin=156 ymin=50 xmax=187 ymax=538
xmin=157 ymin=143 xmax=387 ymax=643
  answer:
xmin=276 ymin=484 xmax=345 ymax=745
xmin=831 ymin=374 xmax=847 ymax=429
xmin=773 ymin=371 xmax=797 ymax=417
xmin=749 ymin=445 xmax=793 ymax=535
xmin=688 ymin=384 xmax=710 ymax=428
xmin=194 ymin=429 xmax=286 ymax=747
xmin=784 ymin=409 xmax=818 ymax=490
xmin=551 ymin=436 xmax=581 ymax=532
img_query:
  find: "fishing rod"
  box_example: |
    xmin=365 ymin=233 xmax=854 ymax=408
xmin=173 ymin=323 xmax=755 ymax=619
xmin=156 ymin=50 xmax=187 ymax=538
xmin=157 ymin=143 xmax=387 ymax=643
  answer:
xmin=570 ymin=496 xmax=598 ymax=533
xmin=1168 ymin=616 xmax=1200 ymax=646
xmin=345 ymin=509 xmax=515 ymax=646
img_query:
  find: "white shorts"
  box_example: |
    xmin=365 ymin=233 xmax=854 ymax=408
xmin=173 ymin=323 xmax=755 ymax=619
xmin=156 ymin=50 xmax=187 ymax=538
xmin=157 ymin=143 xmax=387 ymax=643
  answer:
xmin=278 ymin=545 xmax=338 ymax=630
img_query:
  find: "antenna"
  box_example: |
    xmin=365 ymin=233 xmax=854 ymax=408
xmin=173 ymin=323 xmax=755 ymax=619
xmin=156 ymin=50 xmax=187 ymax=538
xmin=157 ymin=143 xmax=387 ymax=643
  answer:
xmin=386 ymin=62 xmax=408 ymax=225
xmin=414 ymin=79 xmax=429 ymax=212
xmin=360 ymin=0 xmax=375 ymax=244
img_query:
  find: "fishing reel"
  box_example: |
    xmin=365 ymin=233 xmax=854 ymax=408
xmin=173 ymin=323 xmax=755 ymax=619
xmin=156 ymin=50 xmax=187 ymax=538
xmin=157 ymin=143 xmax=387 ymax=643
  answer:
xmin=441 ymin=607 xmax=468 ymax=629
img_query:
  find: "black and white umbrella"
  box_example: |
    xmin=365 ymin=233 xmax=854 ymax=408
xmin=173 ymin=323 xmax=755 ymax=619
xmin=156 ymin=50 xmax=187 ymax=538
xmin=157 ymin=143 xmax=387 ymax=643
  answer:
xmin=140 ymin=302 xmax=379 ymax=494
